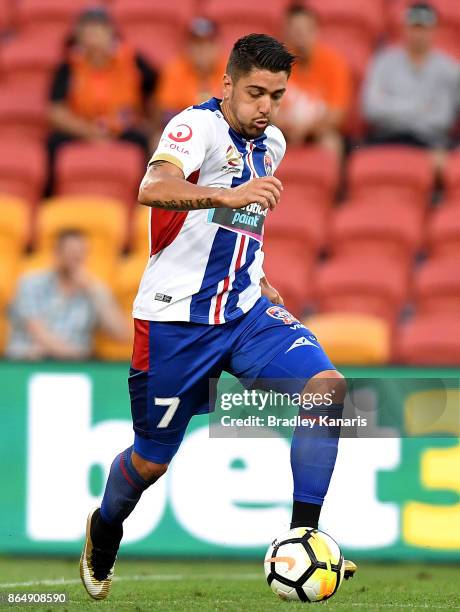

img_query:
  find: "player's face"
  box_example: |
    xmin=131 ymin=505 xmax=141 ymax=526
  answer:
xmin=223 ymin=69 xmax=288 ymax=139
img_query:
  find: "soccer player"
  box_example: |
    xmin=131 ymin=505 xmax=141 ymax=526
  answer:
xmin=80 ymin=34 xmax=356 ymax=600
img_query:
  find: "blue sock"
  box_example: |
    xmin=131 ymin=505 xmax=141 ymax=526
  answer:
xmin=290 ymin=403 xmax=342 ymax=524
xmin=100 ymin=446 xmax=153 ymax=527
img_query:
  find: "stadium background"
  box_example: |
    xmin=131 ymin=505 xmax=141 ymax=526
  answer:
xmin=0 ymin=0 xmax=459 ymax=566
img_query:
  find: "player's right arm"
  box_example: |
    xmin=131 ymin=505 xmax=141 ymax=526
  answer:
xmin=138 ymin=108 xmax=282 ymax=212
xmin=138 ymin=161 xmax=283 ymax=211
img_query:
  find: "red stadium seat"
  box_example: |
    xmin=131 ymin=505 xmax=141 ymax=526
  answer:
xmin=389 ymin=0 xmax=460 ymax=59
xmin=204 ymin=0 xmax=281 ymax=52
xmin=308 ymin=0 xmax=384 ymax=82
xmin=443 ymin=151 xmax=460 ymax=201
xmin=414 ymin=256 xmax=460 ymax=315
xmin=0 ymin=139 xmax=46 ymax=203
xmin=395 ymin=313 xmax=460 ymax=365
xmin=55 ymin=142 xmax=145 ymax=205
xmin=270 ymin=146 xmax=340 ymax=248
xmin=0 ymin=0 xmax=15 ymax=32
xmin=314 ymin=255 xmax=408 ymax=323
xmin=427 ymin=204 xmax=460 ymax=258
xmin=15 ymin=0 xmax=91 ymax=46
xmin=330 ymin=199 xmax=423 ymax=263
xmin=0 ymin=34 xmax=61 ymax=97
xmin=112 ymin=0 xmax=194 ymax=67
xmin=348 ymin=146 xmax=434 ymax=207
xmin=0 ymin=87 xmax=47 ymax=142
xmin=263 ymin=239 xmax=315 ymax=316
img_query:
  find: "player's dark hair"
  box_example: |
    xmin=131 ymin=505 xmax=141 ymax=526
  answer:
xmin=226 ymin=34 xmax=295 ymax=80
xmin=285 ymin=2 xmax=317 ymax=21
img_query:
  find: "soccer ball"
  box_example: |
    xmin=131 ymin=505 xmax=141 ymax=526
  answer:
xmin=264 ymin=527 xmax=344 ymax=603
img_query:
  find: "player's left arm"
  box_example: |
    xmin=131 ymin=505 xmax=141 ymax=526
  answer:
xmin=260 ymin=276 xmax=284 ymax=305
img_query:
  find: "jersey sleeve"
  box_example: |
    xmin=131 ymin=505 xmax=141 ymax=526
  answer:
xmin=267 ymin=125 xmax=287 ymax=173
xmin=149 ymin=108 xmax=213 ymax=179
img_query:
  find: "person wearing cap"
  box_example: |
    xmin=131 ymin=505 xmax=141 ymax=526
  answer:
xmin=362 ymin=2 xmax=460 ymax=170
xmin=47 ymin=6 xmax=158 ymax=186
xmin=156 ymin=17 xmax=227 ymax=124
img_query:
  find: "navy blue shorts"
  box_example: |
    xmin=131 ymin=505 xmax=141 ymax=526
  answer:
xmin=129 ymin=297 xmax=335 ymax=463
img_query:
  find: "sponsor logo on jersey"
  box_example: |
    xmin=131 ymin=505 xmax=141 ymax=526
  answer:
xmin=207 ymin=201 xmax=267 ymax=241
xmin=168 ymin=123 xmax=193 ymax=142
xmin=285 ymin=336 xmax=319 ymax=353
xmin=226 ymin=145 xmax=243 ymax=167
xmin=266 ymin=306 xmax=299 ymax=325
xmin=264 ymin=153 xmax=273 ymax=176
xmin=154 ymin=292 xmax=172 ymax=303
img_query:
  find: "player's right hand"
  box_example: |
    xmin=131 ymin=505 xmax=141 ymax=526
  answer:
xmin=217 ymin=177 xmax=283 ymax=211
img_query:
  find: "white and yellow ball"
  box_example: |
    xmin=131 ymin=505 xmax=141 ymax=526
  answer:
xmin=264 ymin=527 xmax=344 ymax=603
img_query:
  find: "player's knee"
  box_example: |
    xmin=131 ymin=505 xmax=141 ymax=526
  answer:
xmin=303 ymin=370 xmax=347 ymax=404
xmin=131 ymin=451 xmax=169 ymax=482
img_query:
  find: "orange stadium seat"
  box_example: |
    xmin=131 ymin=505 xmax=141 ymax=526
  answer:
xmin=55 ymin=142 xmax=145 ymax=206
xmin=330 ymin=199 xmax=423 ymax=263
xmin=15 ymin=0 xmax=91 ymax=46
xmin=262 ymin=242 xmax=315 ymax=317
xmin=130 ymin=203 xmax=150 ymax=256
xmin=389 ymin=0 xmax=460 ymax=59
xmin=348 ymin=146 xmax=434 ymax=207
xmin=0 ymin=313 xmax=9 ymax=356
xmin=308 ymin=0 xmax=384 ymax=82
xmin=0 ymin=140 xmax=46 ymax=203
xmin=443 ymin=150 xmax=460 ymax=201
xmin=112 ymin=0 xmax=194 ymax=67
xmin=303 ymin=312 xmax=391 ymax=365
xmin=94 ymin=325 xmax=134 ymax=361
xmin=0 ymin=34 xmax=61 ymax=96
xmin=0 ymin=87 xmax=47 ymax=142
xmin=204 ymin=0 xmax=281 ymax=52
xmin=35 ymin=196 xmax=126 ymax=282
xmin=0 ymin=256 xmax=19 ymax=309
xmin=395 ymin=313 xmax=460 ymax=365
xmin=427 ymin=204 xmax=460 ymax=258
xmin=314 ymin=255 xmax=408 ymax=323
xmin=0 ymin=195 xmax=29 ymax=258
xmin=414 ymin=257 xmax=460 ymax=315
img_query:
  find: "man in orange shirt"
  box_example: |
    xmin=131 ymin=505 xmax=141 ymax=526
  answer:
xmin=278 ymin=4 xmax=352 ymax=156
xmin=156 ymin=17 xmax=227 ymax=124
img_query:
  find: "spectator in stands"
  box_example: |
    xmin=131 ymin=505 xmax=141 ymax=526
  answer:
xmin=362 ymin=2 xmax=460 ymax=171
xmin=47 ymin=6 xmax=158 ymax=183
xmin=156 ymin=17 xmax=226 ymax=124
xmin=277 ymin=3 xmax=352 ymax=157
xmin=6 ymin=229 xmax=130 ymax=361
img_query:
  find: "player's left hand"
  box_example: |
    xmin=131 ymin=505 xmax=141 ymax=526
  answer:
xmin=260 ymin=276 xmax=284 ymax=305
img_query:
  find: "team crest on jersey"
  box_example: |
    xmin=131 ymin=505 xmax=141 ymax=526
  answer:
xmin=264 ymin=153 xmax=273 ymax=176
xmin=266 ymin=305 xmax=299 ymax=325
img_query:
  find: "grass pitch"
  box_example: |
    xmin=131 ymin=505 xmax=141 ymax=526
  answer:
xmin=0 ymin=557 xmax=459 ymax=611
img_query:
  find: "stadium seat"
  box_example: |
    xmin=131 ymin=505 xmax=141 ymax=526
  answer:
xmin=0 ymin=195 xmax=29 ymax=259
xmin=330 ymin=199 xmax=423 ymax=263
xmin=348 ymin=146 xmax=434 ymax=207
xmin=262 ymin=239 xmax=315 ymax=317
xmin=0 ymin=0 xmax=15 ymax=33
xmin=389 ymin=0 xmax=460 ymax=59
xmin=443 ymin=151 xmax=460 ymax=201
xmin=0 ymin=87 xmax=47 ymax=142
xmin=55 ymin=142 xmax=145 ymax=206
xmin=94 ymin=318 xmax=134 ymax=361
xmin=0 ymin=140 xmax=46 ymax=203
xmin=314 ymin=255 xmax=408 ymax=323
xmin=0 ymin=313 xmax=9 ymax=356
xmin=15 ymin=0 xmax=91 ymax=46
xmin=35 ymin=196 xmax=127 ymax=282
xmin=395 ymin=313 xmax=460 ymax=365
xmin=130 ymin=204 xmax=150 ymax=256
xmin=0 ymin=256 xmax=20 ymax=309
xmin=204 ymin=0 xmax=281 ymax=52
xmin=112 ymin=0 xmax=194 ymax=67
xmin=427 ymin=204 xmax=460 ymax=258
xmin=303 ymin=312 xmax=391 ymax=365
xmin=308 ymin=0 xmax=384 ymax=82
xmin=113 ymin=253 xmax=146 ymax=312
xmin=0 ymin=34 xmax=61 ymax=96
xmin=414 ymin=257 xmax=460 ymax=315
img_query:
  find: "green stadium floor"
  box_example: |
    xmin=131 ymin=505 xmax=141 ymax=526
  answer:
xmin=0 ymin=558 xmax=459 ymax=611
